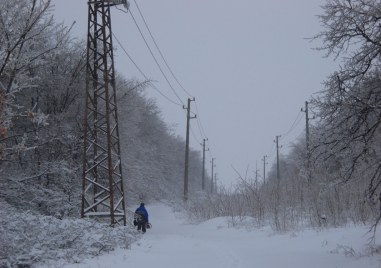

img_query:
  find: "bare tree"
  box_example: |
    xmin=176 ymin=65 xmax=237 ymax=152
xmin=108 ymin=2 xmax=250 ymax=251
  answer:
xmin=311 ymin=0 xmax=381 ymax=230
xmin=0 ymin=0 xmax=74 ymax=158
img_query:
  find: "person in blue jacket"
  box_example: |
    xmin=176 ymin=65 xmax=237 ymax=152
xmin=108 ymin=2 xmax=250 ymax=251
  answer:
xmin=134 ymin=203 xmax=149 ymax=233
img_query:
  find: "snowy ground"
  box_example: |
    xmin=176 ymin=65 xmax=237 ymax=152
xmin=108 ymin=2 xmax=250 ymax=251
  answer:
xmin=63 ymin=203 xmax=381 ymax=268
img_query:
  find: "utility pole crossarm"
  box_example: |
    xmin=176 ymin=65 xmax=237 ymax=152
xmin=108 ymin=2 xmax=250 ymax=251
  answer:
xmin=89 ymin=0 xmax=129 ymax=7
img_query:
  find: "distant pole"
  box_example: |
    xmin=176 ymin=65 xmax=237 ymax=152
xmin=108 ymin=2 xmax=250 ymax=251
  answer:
xmin=274 ymin=135 xmax=281 ymax=229
xmin=201 ymin=138 xmax=209 ymax=191
xmin=302 ymin=101 xmax=311 ymax=182
xmin=214 ymin=172 xmax=218 ymax=193
xmin=211 ymin=158 xmax=215 ymax=193
xmin=262 ymin=155 xmax=268 ymax=184
xmin=275 ymin=135 xmax=281 ymax=182
xmin=183 ymin=98 xmax=196 ymax=201
xmin=255 ymin=161 xmax=259 ymax=187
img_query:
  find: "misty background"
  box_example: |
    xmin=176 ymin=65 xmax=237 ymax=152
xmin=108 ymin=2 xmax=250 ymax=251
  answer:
xmin=52 ymin=0 xmax=337 ymax=187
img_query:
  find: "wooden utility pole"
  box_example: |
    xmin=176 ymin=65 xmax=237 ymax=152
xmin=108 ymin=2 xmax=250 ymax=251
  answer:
xmin=201 ymin=138 xmax=209 ymax=190
xmin=301 ymin=101 xmax=311 ymax=182
xmin=211 ymin=158 xmax=216 ymax=193
xmin=214 ymin=172 xmax=218 ymax=193
xmin=274 ymin=135 xmax=281 ymax=230
xmin=275 ymin=135 xmax=281 ymax=182
xmin=183 ymin=98 xmax=196 ymax=201
xmin=262 ymin=155 xmax=268 ymax=184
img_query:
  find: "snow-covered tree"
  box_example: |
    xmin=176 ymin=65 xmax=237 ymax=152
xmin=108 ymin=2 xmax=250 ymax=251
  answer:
xmin=0 ymin=1 xmax=208 ymax=265
xmin=0 ymin=0 xmax=75 ymax=159
xmin=311 ymin=0 xmax=381 ymax=208
xmin=118 ymin=78 xmax=208 ymax=202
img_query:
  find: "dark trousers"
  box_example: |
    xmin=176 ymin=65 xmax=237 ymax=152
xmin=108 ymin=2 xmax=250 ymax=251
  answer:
xmin=137 ymin=220 xmax=146 ymax=232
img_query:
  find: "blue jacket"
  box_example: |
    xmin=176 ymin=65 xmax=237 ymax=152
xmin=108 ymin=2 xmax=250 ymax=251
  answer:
xmin=135 ymin=204 xmax=149 ymax=222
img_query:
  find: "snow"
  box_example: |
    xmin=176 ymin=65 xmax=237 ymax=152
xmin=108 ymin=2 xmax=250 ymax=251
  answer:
xmin=63 ymin=203 xmax=381 ymax=268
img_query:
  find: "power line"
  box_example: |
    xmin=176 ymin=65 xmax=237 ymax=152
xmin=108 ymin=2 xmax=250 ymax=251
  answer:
xmin=113 ymin=33 xmax=145 ymax=78
xmin=132 ymin=0 xmax=194 ymax=98
xmin=129 ymin=9 xmax=185 ymax=106
xmin=130 ymin=2 xmax=212 ymax=146
xmin=267 ymin=141 xmax=276 ymax=159
xmin=112 ymin=33 xmax=183 ymax=106
xmin=117 ymin=4 xmax=212 ymax=157
xmin=195 ymin=116 xmax=206 ymax=141
xmin=190 ymin=125 xmax=202 ymax=145
xmin=190 ymin=110 xmax=205 ymax=141
xmin=194 ymin=101 xmax=208 ymax=139
xmin=131 ymin=1 xmax=215 ymax=157
xmin=281 ymin=110 xmax=303 ymax=139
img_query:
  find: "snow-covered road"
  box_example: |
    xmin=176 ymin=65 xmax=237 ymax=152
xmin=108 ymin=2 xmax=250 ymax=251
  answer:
xmin=64 ymin=203 xmax=380 ymax=268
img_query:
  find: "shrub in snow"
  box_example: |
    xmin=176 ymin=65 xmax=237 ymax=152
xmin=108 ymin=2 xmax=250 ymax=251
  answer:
xmin=0 ymin=200 xmax=137 ymax=267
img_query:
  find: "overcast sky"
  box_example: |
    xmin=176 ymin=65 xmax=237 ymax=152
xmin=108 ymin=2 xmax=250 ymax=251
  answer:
xmin=52 ymin=0 xmax=337 ymax=187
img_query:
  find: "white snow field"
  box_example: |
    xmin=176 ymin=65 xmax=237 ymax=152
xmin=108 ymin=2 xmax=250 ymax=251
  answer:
xmin=64 ymin=203 xmax=380 ymax=268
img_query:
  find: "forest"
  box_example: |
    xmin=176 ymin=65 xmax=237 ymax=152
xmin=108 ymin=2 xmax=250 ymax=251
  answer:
xmin=1 ymin=0 xmax=381 ymax=267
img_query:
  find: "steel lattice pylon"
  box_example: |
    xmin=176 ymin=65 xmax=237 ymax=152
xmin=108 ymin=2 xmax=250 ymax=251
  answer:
xmin=81 ymin=0 xmax=126 ymax=226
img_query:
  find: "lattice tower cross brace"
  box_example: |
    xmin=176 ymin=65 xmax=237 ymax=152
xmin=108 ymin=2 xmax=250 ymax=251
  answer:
xmin=81 ymin=0 xmax=127 ymax=226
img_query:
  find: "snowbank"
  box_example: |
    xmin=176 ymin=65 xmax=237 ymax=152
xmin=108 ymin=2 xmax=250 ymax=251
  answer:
xmin=0 ymin=200 xmax=137 ymax=267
